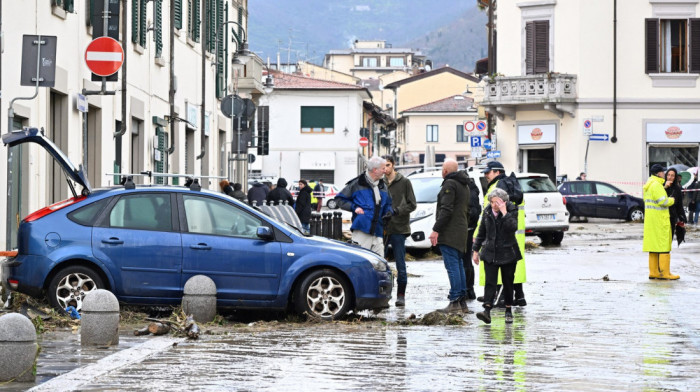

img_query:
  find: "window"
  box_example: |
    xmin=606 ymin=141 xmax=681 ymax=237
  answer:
xmin=426 ymin=125 xmax=439 ymax=142
xmin=569 ymin=182 xmax=593 ymax=195
xmin=131 ymin=0 xmax=147 ymax=48
xmin=109 ymin=194 xmax=173 ymax=231
xmin=186 ymin=128 xmax=195 ymax=174
xmin=69 ymin=199 xmax=110 ymax=226
xmin=389 ymin=57 xmax=405 ymax=67
xmin=361 ymin=57 xmax=379 ymax=67
xmin=646 ymin=18 xmax=700 ymax=73
xmin=596 ymin=183 xmax=620 ymax=197
xmin=183 ymin=195 xmax=262 ymax=238
xmin=525 ymin=20 xmax=549 ymax=74
xmin=301 ymin=107 xmax=334 ymax=133
xmin=131 ymin=118 xmax=144 ymax=183
xmin=54 ymin=0 xmax=74 ymax=12
xmin=456 ymin=124 xmax=468 ymax=142
xmin=188 ymin=0 xmax=201 ymax=42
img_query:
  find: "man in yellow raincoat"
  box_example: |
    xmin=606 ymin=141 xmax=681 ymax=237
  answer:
xmin=643 ymin=164 xmax=678 ymax=279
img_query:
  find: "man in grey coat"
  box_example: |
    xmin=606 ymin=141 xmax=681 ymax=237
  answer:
xmin=382 ymin=155 xmax=416 ymax=307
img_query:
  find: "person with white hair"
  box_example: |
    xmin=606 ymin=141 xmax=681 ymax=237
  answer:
xmin=472 ymin=187 xmax=521 ymax=324
xmin=335 ymin=156 xmax=393 ymax=256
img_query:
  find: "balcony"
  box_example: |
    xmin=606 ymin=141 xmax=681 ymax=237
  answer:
xmin=481 ymin=74 xmax=577 ymax=119
xmin=237 ymin=57 xmax=266 ymax=97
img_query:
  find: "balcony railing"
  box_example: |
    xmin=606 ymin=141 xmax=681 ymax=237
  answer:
xmin=481 ymin=73 xmax=577 ymax=118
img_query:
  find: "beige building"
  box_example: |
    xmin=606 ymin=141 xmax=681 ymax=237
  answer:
xmin=1 ymin=0 xmax=264 ymax=247
xmin=399 ymin=95 xmax=484 ymax=164
xmin=481 ymin=0 xmax=700 ymax=189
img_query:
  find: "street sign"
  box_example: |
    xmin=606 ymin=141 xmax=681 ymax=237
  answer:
xmin=20 ymin=35 xmax=57 ymax=87
xmin=471 ymin=148 xmax=482 ymax=158
xmin=590 ymin=133 xmax=610 ymax=141
xmin=470 ymin=136 xmax=481 ymax=148
xmin=84 ymin=36 xmax=124 ymax=77
xmin=359 ymin=137 xmax=369 ymax=147
xmin=248 ymin=154 xmax=256 ymax=164
xmin=476 ymin=121 xmax=487 ymax=132
xmin=464 ymin=121 xmax=475 ymax=133
xmin=583 ymin=118 xmax=592 ymax=136
xmin=76 ymin=93 xmax=88 ymax=113
xmin=486 ymin=150 xmax=501 ymax=159
xmin=91 ymin=0 xmax=121 ymax=40
xmin=483 ymin=139 xmax=492 ymax=151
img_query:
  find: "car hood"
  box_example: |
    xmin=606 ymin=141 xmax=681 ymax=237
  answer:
xmin=302 ymin=235 xmax=385 ymax=261
xmin=2 ymin=127 xmax=91 ymax=194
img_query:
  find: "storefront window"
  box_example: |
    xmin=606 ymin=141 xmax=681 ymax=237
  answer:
xmin=649 ymin=146 xmax=698 ymax=168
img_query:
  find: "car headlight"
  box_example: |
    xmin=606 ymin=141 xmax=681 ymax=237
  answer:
xmin=367 ymin=257 xmax=388 ymax=272
xmin=410 ymin=205 xmax=435 ymax=222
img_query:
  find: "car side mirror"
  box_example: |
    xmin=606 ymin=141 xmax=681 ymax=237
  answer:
xmin=256 ymin=226 xmax=274 ymax=241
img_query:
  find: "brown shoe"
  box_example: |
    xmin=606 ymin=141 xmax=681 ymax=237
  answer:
xmin=438 ymin=300 xmax=462 ymax=314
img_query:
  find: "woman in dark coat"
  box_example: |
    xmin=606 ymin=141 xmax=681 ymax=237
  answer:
xmin=294 ymin=180 xmax=313 ymax=232
xmin=266 ymin=178 xmax=295 ymax=206
xmin=472 ymin=187 xmax=521 ymax=325
xmin=664 ymin=168 xmax=687 ymax=238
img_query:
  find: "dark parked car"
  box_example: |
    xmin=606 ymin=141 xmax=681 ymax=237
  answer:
xmin=1 ymin=128 xmax=392 ymax=320
xmin=558 ymin=180 xmax=644 ymax=222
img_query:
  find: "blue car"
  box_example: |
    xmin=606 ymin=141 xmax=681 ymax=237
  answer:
xmin=1 ymin=128 xmax=392 ymax=320
xmin=557 ymin=180 xmax=645 ymax=222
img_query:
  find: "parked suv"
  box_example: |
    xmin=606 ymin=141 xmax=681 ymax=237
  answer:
xmin=1 ymin=128 xmax=392 ymax=320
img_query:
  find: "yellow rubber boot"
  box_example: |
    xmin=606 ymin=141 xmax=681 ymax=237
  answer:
xmin=648 ymin=253 xmax=662 ymax=279
xmin=658 ymin=253 xmax=680 ymax=280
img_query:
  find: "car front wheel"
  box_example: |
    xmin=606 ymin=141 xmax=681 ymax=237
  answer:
xmin=326 ymin=199 xmax=338 ymax=209
xmin=47 ymin=265 xmax=105 ymax=312
xmin=628 ymin=207 xmax=644 ymax=222
xmin=295 ymin=269 xmax=353 ymax=320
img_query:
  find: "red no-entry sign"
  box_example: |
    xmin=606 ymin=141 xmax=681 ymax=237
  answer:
xmin=359 ymin=137 xmax=369 ymax=147
xmin=85 ymin=37 xmax=124 ymax=77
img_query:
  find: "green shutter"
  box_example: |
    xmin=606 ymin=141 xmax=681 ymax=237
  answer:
xmin=131 ymin=0 xmax=139 ymax=44
xmin=174 ymin=0 xmax=182 ymax=30
xmin=53 ymin=0 xmax=62 ymax=7
xmin=215 ymin=0 xmax=224 ymax=97
xmin=154 ymin=0 xmax=163 ymax=58
xmin=155 ymin=127 xmax=167 ymax=185
xmin=237 ymin=6 xmax=243 ymax=42
xmin=187 ymin=0 xmax=193 ymax=38
xmin=301 ymin=107 xmax=335 ymax=129
xmin=205 ymin=0 xmax=212 ymax=52
xmin=139 ymin=0 xmax=147 ymax=47
xmin=194 ymin=0 xmax=201 ymax=42
xmin=64 ymin=0 xmax=74 ymax=12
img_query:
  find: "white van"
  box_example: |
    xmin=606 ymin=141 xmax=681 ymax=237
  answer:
xmin=404 ymin=166 xmax=568 ymax=249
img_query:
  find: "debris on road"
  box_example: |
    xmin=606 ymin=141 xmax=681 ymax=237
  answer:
xmin=398 ymin=311 xmax=467 ymax=326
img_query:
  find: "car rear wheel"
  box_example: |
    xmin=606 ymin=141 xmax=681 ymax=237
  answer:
xmin=538 ymin=233 xmax=553 ymax=246
xmin=551 ymin=231 xmax=564 ymax=245
xmin=628 ymin=207 xmax=644 ymax=222
xmin=47 ymin=266 xmax=104 ymax=313
xmin=326 ymin=199 xmax=338 ymax=209
xmin=295 ymin=269 xmax=353 ymax=320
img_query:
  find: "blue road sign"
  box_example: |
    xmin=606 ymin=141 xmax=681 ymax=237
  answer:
xmin=483 ymin=139 xmax=493 ymax=151
xmin=486 ymin=150 xmax=501 ymax=159
xmin=590 ymin=133 xmax=610 ymax=141
xmin=476 ymin=121 xmax=487 ymax=131
xmin=470 ymin=136 xmax=481 ymax=147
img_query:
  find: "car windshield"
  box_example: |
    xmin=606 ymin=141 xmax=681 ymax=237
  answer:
xmin=409 ymin=177 xmax=443 ymax=203
xmin=518 ymin=177 xmax=557 ymax=193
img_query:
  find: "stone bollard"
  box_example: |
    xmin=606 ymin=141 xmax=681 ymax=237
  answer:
xmin=182 ymin=275 xmax=217 ymax=323
xmin=0 ymin=313 xmax=38 ymax=382
xmin=81 ymin=289 xmax=120 ymax=347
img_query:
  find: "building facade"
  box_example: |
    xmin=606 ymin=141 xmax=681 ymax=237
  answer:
xmin=482 ymin=0 xmax=700 ymax=188
xmin=1 ymin=0 xmax=264 ymax=247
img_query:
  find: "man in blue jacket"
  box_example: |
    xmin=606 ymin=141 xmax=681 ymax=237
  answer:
xmin=335 ymin=156 xmax=393 ymax=256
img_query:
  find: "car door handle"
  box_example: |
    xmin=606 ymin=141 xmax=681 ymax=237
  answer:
xmin=190 ymin=243 xmax=212 ymax=250
xmin=102 ymin=237 xmax=124 ymax=245
xmin=596 ymin=198 xmax=605 ymax=202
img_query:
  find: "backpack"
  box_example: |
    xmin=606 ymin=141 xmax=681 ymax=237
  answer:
xmin=466 ymin=177 xmax=482 ymax=229
xmin=498 ymin=172 xmax=524 ymax=205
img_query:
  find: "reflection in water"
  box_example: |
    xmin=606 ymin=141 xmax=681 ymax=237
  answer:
xmin=476 ymin=311 xmax=527 ymax=392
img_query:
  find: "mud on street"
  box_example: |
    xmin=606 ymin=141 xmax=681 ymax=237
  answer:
xmin=4 ymin=220 xmax=700 ymax=391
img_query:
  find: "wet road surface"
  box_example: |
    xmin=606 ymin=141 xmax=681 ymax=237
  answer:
xmin=5 ymin=221 xmax=700 ymax=391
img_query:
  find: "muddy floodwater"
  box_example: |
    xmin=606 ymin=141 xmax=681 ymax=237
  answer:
xmin=4 ymin=221 xmax=700 ymax=391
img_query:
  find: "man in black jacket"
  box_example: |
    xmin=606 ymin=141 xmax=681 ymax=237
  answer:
xmin=267 ymin=178 xmax=295 ymax=206
xmin=429 ymin=159 xmax=470 ymax=313
xmin=462 ymin=175 xmax=482 ymax=300
xmin=248 ymin=181 xmax=270 ymax=206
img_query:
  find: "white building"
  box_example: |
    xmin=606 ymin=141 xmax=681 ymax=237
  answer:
xmin=1 ymin=0 xmax=265 ymax=247
xmin=481 ymin=0 xmax=700 ymax=188
xmin=256 ymin=72 xmax=371 ymax=185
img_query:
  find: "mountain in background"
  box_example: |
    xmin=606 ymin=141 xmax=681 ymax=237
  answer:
xmin=248 ymin=1 xmax=487 ymax=73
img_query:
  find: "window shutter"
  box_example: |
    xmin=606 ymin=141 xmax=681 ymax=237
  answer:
xmin=525 ymin=22 xmax=534 ymax=75
xmin=174 ymin=0 xmax=182 ymax=30
xmin=139 ymin=0 xmax=147 ymax=47
xmin=216 ymin=0 xmax=225 ymax=97
xmin=188 ymin=0 xmax=193 ymax=37
xmin=534 ymin=20 xmax=549 ymax=73
xmin=645 ymin=18 xmax=660 ymax=74
xmin=194 ymin=0 xmax=201 ymax=42
xmin=131 ymin=0 xmax=139 ymax=44
xmin=64 ymin=0 xmax=74 ymax=12
xmin=690 ymin=19 xmax=700 ymax=73
xmin=154 ymin=0 xmax=163 ymax=58
xmin=237 ymin=6 xmax=243 ymax=42
xmin=86 ymin=0 xmax=93 ymax=26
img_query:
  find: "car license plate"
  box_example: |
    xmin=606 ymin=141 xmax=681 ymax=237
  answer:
xmin=537 ymin=214 xmax=555 ymax=221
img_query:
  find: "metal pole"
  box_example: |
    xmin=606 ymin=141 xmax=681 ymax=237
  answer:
xmin=584 ymin=136 xmax=590 ymax=175
xmin=83 ymin=111 xmax=88 ymax=176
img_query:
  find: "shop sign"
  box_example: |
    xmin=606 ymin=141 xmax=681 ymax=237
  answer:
xmin=518 ymin=124 xmax=556 ymax=145
xmin=646 ymin=123 xmax=700 ymax=143
xmin=300 ymin=152 xmax=336 ymax=170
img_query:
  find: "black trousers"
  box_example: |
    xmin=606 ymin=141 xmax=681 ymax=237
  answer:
xmin=462 ymin=229 xmax=476 ymax=291
xmin=483 ymin=262 xmax=516 ymax=308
